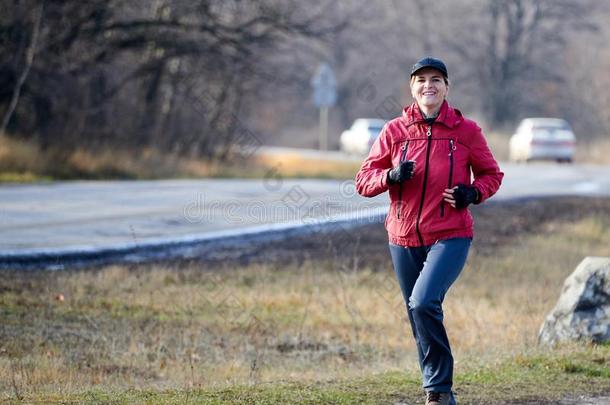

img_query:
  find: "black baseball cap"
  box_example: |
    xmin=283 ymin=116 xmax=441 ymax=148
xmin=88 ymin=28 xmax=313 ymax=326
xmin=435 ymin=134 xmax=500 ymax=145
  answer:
xmin=410 ymin=57 xmax=448 ymax=78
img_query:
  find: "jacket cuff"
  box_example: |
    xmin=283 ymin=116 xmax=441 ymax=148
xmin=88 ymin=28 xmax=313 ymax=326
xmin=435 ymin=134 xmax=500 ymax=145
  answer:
xmin=381 ymin=168 xmax=391 ymax=188
xmin=473 ymin=186 xmax=482 ymax=204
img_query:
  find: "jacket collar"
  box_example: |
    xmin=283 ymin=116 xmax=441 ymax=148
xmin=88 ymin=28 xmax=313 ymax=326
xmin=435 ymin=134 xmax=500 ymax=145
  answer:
xmin=402 ymin=100 xmax=462 ymax=128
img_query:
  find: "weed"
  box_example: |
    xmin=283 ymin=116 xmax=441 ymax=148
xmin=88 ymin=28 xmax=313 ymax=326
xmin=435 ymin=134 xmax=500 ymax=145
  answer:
xmin=1 ymin=197 xmax=609 ymax=402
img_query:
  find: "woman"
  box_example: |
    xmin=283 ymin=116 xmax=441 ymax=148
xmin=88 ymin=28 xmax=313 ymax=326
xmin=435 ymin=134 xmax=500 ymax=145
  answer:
xmin=355 ymin=57 xmax=503 ymax=405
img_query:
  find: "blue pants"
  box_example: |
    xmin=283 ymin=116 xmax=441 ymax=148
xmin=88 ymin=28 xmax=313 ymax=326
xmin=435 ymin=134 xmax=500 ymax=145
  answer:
xmin=389 ymin=238 xmax=471 ymax=398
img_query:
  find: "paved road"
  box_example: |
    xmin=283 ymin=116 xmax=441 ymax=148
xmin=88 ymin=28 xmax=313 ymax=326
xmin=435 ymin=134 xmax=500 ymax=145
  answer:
xmin=558 ymin=397 xmax=610 ymax=405
xmin=1 ymin=162 xmax=609 ymax=267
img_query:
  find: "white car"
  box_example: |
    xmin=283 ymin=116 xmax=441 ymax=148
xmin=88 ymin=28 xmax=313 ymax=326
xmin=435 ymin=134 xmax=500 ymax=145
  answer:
xmin=509 ymin=118 xmax=576 ymax=163
xmin=340 ymin=118 xmax=386 ymax=155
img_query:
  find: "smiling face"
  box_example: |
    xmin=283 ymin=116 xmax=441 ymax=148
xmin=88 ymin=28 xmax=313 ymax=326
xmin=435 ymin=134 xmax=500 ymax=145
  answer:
xmin=410 ymin=67 xmax=449 ymax=116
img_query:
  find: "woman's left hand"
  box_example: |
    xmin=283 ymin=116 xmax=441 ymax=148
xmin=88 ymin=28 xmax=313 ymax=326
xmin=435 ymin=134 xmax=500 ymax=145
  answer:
xmin=444 ymin=185 xmax=479 ymax=209
xmin=442 ymin=188 xmax=457 ymax=208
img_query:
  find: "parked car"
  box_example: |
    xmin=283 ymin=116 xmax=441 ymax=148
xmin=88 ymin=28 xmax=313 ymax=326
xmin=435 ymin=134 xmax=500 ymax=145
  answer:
xmin=340 ymin=118 xmax=386 ymax=155
xmin=509 ymin=118 xmax=576 ymax=163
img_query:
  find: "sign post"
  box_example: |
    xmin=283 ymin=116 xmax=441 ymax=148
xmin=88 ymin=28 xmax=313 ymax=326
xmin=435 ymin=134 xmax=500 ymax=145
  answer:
xmin=311 ymin=63 xmax=337 ymax=151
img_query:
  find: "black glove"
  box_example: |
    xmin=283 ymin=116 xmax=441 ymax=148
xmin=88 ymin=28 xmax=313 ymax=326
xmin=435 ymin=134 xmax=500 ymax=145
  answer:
xmin=452 ymin=184 xmax=480 ymax=209
xmin=387 ymin=160 xmax=416 ymax=184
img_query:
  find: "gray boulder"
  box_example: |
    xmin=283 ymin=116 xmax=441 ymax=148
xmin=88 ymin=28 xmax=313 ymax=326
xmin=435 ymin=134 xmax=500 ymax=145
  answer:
xmin=539 ymin=256 xmax=610 ymax=345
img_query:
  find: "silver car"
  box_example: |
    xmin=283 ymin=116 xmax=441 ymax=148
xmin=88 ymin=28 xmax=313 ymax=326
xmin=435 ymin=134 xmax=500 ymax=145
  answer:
xmin=509 ymin=118 xmax=576 ymax=163
xmin=340 ymin=118 xmax=386 ymax=155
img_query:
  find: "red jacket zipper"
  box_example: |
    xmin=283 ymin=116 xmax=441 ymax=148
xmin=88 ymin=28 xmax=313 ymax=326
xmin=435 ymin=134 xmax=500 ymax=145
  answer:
xmin=440 ymin=139 xmax=455 ymax=218
xmin=396 ymin=141 xmax=409 ymax=219
xmin=415 ymin=124 xmax=433 ymax=246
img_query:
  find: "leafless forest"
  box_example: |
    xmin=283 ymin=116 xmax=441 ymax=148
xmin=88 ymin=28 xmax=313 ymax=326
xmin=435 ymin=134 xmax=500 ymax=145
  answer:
xmin=1 ymin=0 xmax=609 ymax=159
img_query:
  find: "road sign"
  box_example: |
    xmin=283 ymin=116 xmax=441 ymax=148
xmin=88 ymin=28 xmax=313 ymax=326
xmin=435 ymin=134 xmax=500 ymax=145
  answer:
xmin=311 ymin=63 xmax=337 ymax=108
xmin=311 ymin=63 xmax=337 ymax=151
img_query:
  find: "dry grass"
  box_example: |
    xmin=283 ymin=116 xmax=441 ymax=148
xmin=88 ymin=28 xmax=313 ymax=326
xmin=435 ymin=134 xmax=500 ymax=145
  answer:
xmin=253 ymin=151 xmax=361 ymax=179
xmin=0 ymin=136 xmax=52 ymax=182
xmin=575 ymin=136 xmax=610 ymax=165
xmin=0 ymin=136 xmax=192 ymax=180
xmin=485 ymin=131 xmax=511 ymax=162
xmin=0 ymin=137 xmax=361 ymax=182
xmin=1 ymin=132 xmax=609 ymax=183
xmin=1 ymin=198 xmax=610 ymax=402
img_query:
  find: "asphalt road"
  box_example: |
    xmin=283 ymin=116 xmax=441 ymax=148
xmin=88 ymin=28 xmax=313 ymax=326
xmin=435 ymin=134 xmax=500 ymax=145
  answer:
xmin=1 ymin=162 xmax=609 ymax=267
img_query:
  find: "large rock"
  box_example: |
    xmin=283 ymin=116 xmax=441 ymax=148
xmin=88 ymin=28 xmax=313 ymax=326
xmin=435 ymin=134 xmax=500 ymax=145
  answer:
xmin=539 ymin=257 xmax=610 ymax=345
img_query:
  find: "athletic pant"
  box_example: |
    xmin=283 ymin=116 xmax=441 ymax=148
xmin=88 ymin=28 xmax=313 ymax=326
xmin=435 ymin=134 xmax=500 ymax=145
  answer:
xmin=389 ymin=237 xmax=471 ymax=399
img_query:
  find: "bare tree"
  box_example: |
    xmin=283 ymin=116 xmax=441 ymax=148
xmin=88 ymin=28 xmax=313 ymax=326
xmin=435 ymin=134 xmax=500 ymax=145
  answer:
xmin=1 ymin=0 xmax=608 ymax=164
xmin=0 ymin=0 xmax=346 ymax=160
xmin=0 ymin=1 xmax=43 ymax=139
xmin=438 ymin=0 xmax=599 ymax=127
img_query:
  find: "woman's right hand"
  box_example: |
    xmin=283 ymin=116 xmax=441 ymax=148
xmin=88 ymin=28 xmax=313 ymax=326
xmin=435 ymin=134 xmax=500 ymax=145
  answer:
xmin=387 ymin=160 xmax=416 ymax=184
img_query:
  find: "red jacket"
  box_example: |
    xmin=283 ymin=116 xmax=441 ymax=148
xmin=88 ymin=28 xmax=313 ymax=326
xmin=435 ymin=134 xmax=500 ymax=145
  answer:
xmin=356 ymin=101 xmax=503 ymax=247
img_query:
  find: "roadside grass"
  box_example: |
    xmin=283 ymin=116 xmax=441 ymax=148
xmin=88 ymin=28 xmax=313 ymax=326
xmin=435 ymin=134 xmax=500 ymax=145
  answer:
xmin=253 ymin=151 xmax=361 ymax=179
xmin=1 ymin=198 xmax=610 ymax=403
xmin=2 ymin=133 xmax=610 ymax=183
xmin=485 ymin=131 xmax=510 ymax=162
xmin=0 ymin=137 xmax=360 ymax=182
xmin=575 ymin=136 xmax=610 ymax=165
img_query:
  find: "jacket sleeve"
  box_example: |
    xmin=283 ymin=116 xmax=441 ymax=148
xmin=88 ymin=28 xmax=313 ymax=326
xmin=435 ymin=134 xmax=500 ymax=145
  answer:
xmin=469 ymin=125 xmax=503 ymax=204
xmin=355 ymin=124 xmax=392 ymax=197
